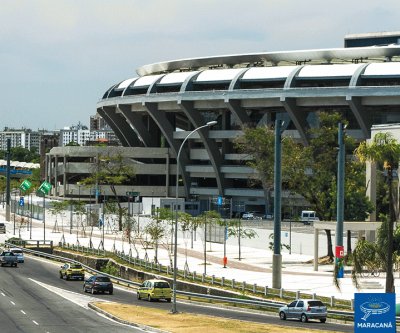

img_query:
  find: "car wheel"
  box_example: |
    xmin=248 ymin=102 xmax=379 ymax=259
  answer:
xmin=301 ymin=314 xmax=308 ymax=323
xmin=1 ymin=263 xmax=4 ymax=267
xmin=91 ymin=288 xmax=95 ymax=295
xmin=320 ymin=318 xmax=326 ymax=323
xmin=66 ymin=275 xmax=70 ymax=281
xmin=279 ymin=312 xmax=286 ymax=320
xmin=137 ymin=293 xmax=141 ymax=300
xmin=14 ymin=263 xmax=17 ymax=267
xmin=166 ymin=298 xmax=171 ymax=303
xmin=109 ymin=290 xmax=113 ymax=295
xmin=59 ymin=272 xmax=63 ymax=279
xmin=83 ymin=285 xmax=87 ymax=293
xmin=147 ymin=294 xmax=152 ymax=302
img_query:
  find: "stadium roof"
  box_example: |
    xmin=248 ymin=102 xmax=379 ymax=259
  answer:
xmin=136 ymin=45 xmax=400 ymax=76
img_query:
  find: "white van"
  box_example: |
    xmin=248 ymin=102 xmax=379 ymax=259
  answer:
xmin=301 ymin=210 xmax=319 ymax=225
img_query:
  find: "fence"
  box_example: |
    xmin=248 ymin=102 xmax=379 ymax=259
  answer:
xmin=60 ymin=242 xmax=353 ymax=311
xmin=5 ymin=242 xmax=355 ymax=321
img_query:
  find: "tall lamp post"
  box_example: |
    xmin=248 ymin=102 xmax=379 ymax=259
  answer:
xmin=272 ymin=119 xmax=283 ymax=289
xmin=171 ymin=120 xmax=217 ymax=314
xmin=335 ymin=122 xmax=345 ymax=278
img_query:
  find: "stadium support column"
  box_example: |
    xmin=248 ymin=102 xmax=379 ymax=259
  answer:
xmin=272 ymin=120 xmax=283 ymax=289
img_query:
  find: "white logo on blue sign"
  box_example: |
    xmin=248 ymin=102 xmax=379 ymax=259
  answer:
xmin=354 ymin=293 xmax=395 ymax=332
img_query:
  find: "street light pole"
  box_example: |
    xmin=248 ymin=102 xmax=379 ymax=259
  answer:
xmin=171 ymin=120 xmax=217 ymax=314
xmin=5 ymin=139 xmax=11 ymax=221
xmin=272 ymin=119 xmax=283 ymax=289
xmin=335 ymin=122 xmax=345 ymax=278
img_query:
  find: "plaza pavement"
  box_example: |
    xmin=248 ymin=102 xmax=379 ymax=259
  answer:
xmin=0 ymin=197 xmax=396 ymax=304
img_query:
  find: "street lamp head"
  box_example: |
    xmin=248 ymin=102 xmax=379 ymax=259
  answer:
xmin=206 ymin=121 xmax=217 ymax=127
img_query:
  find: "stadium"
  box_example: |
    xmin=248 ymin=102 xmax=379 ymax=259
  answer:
xmin=49 ymin=32 xmax=400 ymax=216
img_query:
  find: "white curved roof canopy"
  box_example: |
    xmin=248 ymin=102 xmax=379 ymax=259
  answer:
xmin=117 ymin=78 xmax=138 ymax=90
xmin=298 ymin=64 xmax=364 ymax=78
xmin=363 ymin=62 xmax=400 ymax=76
xmin=242 ymin=66 xmax=299 ymax=80
xmin=195 ymin=68 xmax=244 ymax=82
xmin=159 ymin=71 xmax=199 ymax=85
xmin=133 ymin=74 xmax=164 ymax=87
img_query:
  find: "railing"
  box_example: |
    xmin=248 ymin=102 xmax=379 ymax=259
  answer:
xmin=62 ymin=242 xmax=353 ymax=310
xmin=4 ymin=242 xmax=355 ymax=320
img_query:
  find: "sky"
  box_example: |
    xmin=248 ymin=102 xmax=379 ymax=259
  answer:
xmin=0 ymin=0 xmax=399 ymax=130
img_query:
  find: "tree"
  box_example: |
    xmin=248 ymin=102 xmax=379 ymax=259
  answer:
xmin=237 ymin=112 xmax=372 ymax=260
xmin=195 ymin=210 xmax=222 ymax=275
xmin=226 ymin=218 xmax=257 ymax=260
xmin=0 ymin=146 xmax=39 ymax=162
xmin=81 ymin=150 xmax=136 ymax=231
xmin=145 ymin=207 xmax=172 ymax=264
xmin=49 ymin=201 xmax=69 ymax=236
xmin=354 ymin=132 xmax=400 ymax=293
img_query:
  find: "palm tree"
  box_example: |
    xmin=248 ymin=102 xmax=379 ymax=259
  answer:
xmin=355 ymin=132 xmax=400 ymax=293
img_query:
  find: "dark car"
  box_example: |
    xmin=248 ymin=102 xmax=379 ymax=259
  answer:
xmin=83 ymin=275 xmax=113 ymax=294
xmin=0 ymin=251 xmax=18 ymax=267
xmin=279 ymin=299 xmax=327 ymax=323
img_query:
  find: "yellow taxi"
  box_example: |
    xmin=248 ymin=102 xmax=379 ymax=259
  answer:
xmin=59 ymin=263 xmax=85 ymax=281
xmin=137 ymin=279 xmax=172 ymax=302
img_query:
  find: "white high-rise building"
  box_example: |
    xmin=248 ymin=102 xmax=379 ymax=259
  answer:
xmin=0 ymin=128 xmax=43 ymax=151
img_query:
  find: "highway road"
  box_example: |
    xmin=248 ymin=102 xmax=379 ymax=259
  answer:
xmin=0 ymin=253 xmax=353 ymax=333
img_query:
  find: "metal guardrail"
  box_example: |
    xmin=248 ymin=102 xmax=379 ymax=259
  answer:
xmin=4 ymin=242 xmax=354 ymax=320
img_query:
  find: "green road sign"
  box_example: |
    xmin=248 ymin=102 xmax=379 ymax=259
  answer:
xmin=19 ymin=179 xmax=32 ymax=192
xmin=38 ymin=181 xmax=52 ymax=195
xmin=126 ymin=191 xmax=140 ymax=197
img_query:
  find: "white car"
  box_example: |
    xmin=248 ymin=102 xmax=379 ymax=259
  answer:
xmin=279 ymin=299 xmax=327 ymax=323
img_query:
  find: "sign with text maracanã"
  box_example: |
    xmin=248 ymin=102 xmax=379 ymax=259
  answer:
xmin=354 ymin=293 xmax=395 ymax=333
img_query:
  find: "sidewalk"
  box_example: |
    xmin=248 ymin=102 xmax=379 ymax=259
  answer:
xmin=0 ymin=199 xmax=394 ymax=303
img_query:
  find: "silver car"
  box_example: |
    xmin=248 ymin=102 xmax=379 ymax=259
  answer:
xmin=10 ymin=248 xmax=24 ymax=263
xmin=279 ymin=299 xmax=327 ymax=323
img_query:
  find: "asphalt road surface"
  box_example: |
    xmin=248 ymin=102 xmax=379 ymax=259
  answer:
xmin=0 ymin=253 xmax=353 ymax=333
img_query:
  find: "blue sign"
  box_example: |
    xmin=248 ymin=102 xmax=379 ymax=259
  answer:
xmin=19 ymin=197 xmax=24 ymax=206
xmin=354 ymin=293 xmax=395 ymax=332
xmin=217 ymin=196 xmax=223 ymax=206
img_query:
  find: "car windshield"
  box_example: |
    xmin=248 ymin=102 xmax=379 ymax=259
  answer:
xmin=96 ymin=276 xmax=110 ymax=282
xmin=70 ymin=264 xmax=82 ymax=269
xmin=308 ymin=301 xmax=324 ymax=307
xmin=154 ymin=282 xmax=170 ymax=288
xmin=11 ymin=250 xmax=22 ymax=254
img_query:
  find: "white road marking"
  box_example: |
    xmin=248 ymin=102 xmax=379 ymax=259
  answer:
xmin=10 ymin=301 xmax=15 ymax=305
xmin=20 ymin=310 xmax=26 ymax=315
xmin=29 ymin=278 xmax=102 ymax=309
xmin=1 ymin=292 xmax=5 ymax=296
xmin=28 ymin=278 xmax=139 ymax=329
xmin=32 ymin=320 xmax=39 ymax=325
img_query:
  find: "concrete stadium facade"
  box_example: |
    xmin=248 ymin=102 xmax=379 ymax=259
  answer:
xmin=82 ymin=45 xmax=400 ymax=214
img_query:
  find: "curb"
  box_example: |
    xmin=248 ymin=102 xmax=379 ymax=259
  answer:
xmin=88 ymin=302 xmax=169 ymax=333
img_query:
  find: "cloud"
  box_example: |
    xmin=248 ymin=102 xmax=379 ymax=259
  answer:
xmin=0 ymin=0 xmax=400 ymax=129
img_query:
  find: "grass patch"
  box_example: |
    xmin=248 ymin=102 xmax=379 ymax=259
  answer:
xmin=94 ymin=302 xmax=343 ymax=333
